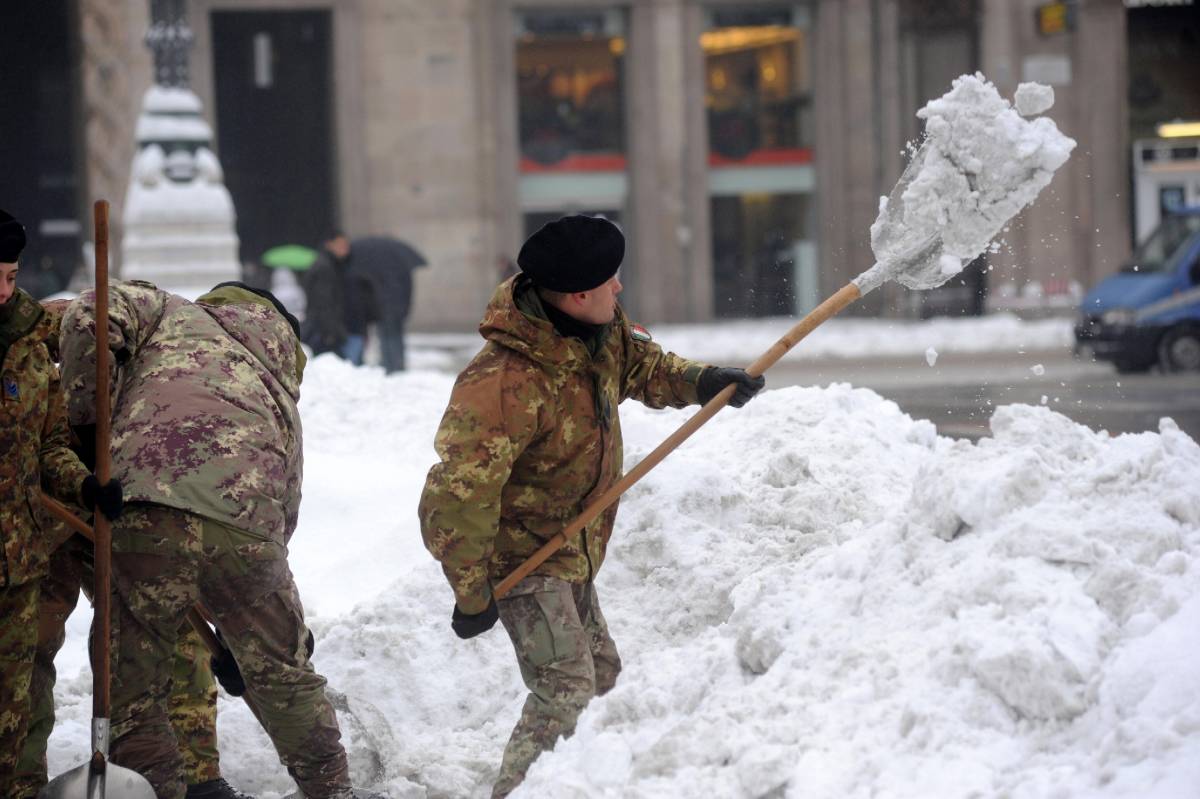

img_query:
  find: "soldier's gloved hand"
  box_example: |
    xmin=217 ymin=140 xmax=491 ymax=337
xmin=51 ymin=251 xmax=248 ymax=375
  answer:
xmin=81 ymin=475 xmax=123 ymax=521
xmin=210 ymin=633 xmax=247 ymax=697
xmin=696 ymin=367 xmax=766 ymax=408
xmin=451 ymin=600 xmax=499 ymax=640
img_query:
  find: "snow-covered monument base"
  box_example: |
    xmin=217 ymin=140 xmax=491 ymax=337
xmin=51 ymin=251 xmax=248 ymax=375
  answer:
xmin=121 ymin=86 xmax=239 ymax=289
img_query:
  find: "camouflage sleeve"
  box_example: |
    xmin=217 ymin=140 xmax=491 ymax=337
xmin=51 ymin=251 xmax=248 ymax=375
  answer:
xmin=619 ymin=323 xmax=706 ymax=409
xmin=39 ymin=360 xmax=90 ymax=504
xmin=58 ymin=287 xmax=144 ymax=426
xmin=418 ymin=357 xmax=544 ymax=613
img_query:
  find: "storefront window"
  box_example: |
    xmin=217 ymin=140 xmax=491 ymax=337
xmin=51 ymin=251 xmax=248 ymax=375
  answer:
xmin=703 ymin=7 xmax=811 ymax=164
xmin=516 ymin=10 xmax=626 ymax=172
xmin=704 ymin=6 xmax=816 ymax=318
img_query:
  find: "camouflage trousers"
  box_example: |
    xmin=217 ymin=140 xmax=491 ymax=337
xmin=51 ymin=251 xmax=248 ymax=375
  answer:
xmin=9 ymin=535 xmax=221 ymax=799
xmin=0 ymin=579 xmax=40 ymax=798
xmin=109 ymin=503 xmax=350 ymax=799
xmin=493 ymin=576 xmax=622 ymax=798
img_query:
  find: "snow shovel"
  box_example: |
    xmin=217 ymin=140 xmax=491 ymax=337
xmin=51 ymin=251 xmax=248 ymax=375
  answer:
xmin=40 ymin=200 xmax=157 ymax=799
xmin=494 ymin=75 xmax=1074 ymax=599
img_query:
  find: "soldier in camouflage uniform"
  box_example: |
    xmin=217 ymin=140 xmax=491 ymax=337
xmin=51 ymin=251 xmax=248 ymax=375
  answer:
xmin=0 ymin=209 xmax=122 ymax=798
xmin=11 ymin=298 xmax=253 ymax=799
xmin=58 ymin=279 xmax=356 ymax=799
xmin=419 ymin=215 xmax=764 ymax=797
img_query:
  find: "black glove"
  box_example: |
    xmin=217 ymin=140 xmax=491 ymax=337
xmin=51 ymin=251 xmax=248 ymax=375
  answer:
xmin=696 ymin=367 xmax=766 ymax=408
xmin=451 ymin=600 xmax=499 ymax=640
xmin=70 ymin=424 xmax=97 ymax=471
xmin=210 ymin=631 xmax=246 ymax=696
xmin=81 ymin=475 xmax=123 ymax=521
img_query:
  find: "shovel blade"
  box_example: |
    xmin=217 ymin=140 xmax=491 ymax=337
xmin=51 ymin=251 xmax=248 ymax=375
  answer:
xmin=39 ymin=759 xmax=157 ymax=799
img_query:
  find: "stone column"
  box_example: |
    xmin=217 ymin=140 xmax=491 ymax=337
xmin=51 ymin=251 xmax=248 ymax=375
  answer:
xmin=813 ymin=0 xmax=887 ymax=314
xmin=78 ymin=0 xmax=152 ymax=281
xmin=627 ymin=0 xmax=697 ymax=322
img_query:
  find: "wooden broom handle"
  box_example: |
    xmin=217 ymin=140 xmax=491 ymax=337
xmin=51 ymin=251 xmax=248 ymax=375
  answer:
xmin=493 ymin=282 xmax=862 ymax=599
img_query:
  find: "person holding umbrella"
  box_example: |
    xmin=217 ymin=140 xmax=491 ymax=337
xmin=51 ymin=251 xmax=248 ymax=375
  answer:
xmin=304 ymin=231 xmax=426 ymax=372
xmin=0 ymin=209 xmax=123 ymax=798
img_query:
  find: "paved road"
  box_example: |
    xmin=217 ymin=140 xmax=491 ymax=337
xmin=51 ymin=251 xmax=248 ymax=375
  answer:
xmin=766 ymin=348 xmax=1200 ymax=442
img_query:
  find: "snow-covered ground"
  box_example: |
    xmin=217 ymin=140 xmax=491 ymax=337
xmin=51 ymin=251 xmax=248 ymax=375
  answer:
xmin=46 ymin=326 xmax=1200 ymax=798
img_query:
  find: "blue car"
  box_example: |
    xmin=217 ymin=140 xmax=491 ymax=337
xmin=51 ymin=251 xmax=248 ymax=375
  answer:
xmin=1075 ymin=207 xmax=1200 ymax=372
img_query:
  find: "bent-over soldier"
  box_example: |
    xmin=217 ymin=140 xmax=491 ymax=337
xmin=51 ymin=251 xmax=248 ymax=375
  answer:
xmin=58 ymin=279 xmax=369 ymax=799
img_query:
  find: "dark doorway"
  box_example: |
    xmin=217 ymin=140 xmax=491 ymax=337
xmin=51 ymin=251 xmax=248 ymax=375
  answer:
xmin=211 ymin=10 xmax=335 ymax=279
xmin=0 ymin=0 xmax=82 ymax=297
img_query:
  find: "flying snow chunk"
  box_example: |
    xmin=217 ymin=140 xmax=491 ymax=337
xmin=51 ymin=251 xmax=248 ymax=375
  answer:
xmin=1015 ymin=82 xmax=1055 ymax=117
xmin=856 ymin=73 xmax=1076 ymax=295
xmin=925 ymin=347 xmax=939 ymax=367
xmin=1031 ymin=363 xmax=1046 ymax=376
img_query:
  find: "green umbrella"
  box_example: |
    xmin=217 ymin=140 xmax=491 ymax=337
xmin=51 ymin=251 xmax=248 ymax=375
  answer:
xmin=261 ymin=244 xmax=318 ymax=271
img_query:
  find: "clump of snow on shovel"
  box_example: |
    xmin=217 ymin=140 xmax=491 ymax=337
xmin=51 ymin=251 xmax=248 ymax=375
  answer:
xmin=856 ymin=73 xmax=1075 ymax=294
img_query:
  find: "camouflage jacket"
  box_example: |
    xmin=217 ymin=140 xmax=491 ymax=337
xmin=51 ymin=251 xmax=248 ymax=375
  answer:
xmin=419 ymin=276 xmax=706 ymax=613
xmin=0 ymin=289 xmax=90 ymax=587
xmin=59 ymin=281 xmax=304 ymax=542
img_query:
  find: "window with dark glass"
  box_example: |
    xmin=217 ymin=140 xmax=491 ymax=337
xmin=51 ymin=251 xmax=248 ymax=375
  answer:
xmin=704 ymin=6 xmax=817 ymax=319
xmin=516 ymin=10 xmax=626 ymax=172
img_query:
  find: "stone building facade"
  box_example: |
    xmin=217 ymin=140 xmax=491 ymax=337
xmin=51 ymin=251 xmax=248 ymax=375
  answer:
xmin=3 ymin=0 xmax=1144 ymax=327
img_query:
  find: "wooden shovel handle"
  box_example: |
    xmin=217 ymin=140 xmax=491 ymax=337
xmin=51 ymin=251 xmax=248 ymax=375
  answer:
xmin=493 ymin=282 xmax=863 ymax=599
xmin=92 ymin=201 xmax=112 ymax=720
xmin=39 ymin=492 xmax=225 ymax=656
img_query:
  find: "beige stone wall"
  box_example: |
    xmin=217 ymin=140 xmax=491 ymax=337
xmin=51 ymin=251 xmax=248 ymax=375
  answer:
xmin=355 ymin=0 xmax=495 ymax=328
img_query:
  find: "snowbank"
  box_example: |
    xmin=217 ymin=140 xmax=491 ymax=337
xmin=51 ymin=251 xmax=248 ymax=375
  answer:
xmin=47 ymin=357 xmax=1200 ymax=799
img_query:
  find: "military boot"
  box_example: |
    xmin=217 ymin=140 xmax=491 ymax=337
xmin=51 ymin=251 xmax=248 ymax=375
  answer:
xmin=185 ymin=777 xmax=257 ymax=799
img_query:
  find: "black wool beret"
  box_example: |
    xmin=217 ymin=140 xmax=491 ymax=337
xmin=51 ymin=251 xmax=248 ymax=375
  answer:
xmin=0 ymin=209 xmax=26 ymax=263
xmin=517 ymin=215 xmax=624 ymax=292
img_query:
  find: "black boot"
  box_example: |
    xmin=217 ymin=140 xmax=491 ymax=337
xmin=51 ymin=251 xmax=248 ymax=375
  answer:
xmin=186 ymin=778 xmax=257 ymax=799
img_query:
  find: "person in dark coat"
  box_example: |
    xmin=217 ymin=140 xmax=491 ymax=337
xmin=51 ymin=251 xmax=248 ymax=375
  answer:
xmin=299 ymin=234 xmax=351 ymax=358
xmin=301 ymin=232 xmax=426 ymax=372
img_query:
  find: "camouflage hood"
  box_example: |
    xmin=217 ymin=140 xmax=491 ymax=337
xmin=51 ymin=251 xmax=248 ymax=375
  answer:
xmin=195 ymin=284 xmax=305 ymax=397
xmin=478 ymin=275 xmax=606 ymax=372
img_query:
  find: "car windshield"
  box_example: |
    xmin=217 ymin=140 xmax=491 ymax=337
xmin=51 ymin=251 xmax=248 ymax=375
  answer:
xmin=1126 ymin=213 xmax=1200 ymax=273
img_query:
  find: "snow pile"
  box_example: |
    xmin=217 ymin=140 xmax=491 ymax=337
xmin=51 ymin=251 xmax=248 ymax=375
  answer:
xmin=858 ymin=73 xmax=1076 ymax=294
xmin=47 ymin=358 xmax=1200 ymax=798
xmin=519 ymin=400 xmax=1200 ymax=798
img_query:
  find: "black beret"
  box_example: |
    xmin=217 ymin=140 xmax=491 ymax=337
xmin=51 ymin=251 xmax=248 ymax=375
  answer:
xmin=0 ymin=209 xmax=26 ymax=263
xmin=517 ymin=215 xmax=624 ymax=292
